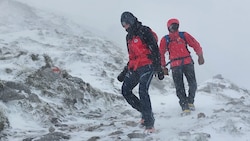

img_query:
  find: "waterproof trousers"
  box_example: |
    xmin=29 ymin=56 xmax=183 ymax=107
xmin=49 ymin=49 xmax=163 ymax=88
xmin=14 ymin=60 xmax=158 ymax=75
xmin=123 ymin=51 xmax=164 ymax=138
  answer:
xmin=121 ymin=65 xmax=155 ymax=128
xmin=171 ymin=63 xmax=197 ymax=111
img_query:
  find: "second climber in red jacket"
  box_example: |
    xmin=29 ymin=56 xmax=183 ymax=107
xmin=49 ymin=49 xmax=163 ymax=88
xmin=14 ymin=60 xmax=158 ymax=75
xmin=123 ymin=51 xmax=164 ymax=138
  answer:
xmin=159 ymin=18 xmax=205 ymax=114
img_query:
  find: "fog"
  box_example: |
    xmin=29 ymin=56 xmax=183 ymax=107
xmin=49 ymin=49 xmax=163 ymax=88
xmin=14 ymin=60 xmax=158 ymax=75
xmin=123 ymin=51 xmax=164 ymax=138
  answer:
xmin=19 ymin=0 xmax=250 ymax=89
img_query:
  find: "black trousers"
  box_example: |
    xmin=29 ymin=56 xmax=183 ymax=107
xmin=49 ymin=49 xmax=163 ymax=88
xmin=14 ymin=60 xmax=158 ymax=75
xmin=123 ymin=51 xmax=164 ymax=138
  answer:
xmin=171 ymin=63 xmax=197 ymax=111
xmin=121 ymin=65 xmax=155 ymax=128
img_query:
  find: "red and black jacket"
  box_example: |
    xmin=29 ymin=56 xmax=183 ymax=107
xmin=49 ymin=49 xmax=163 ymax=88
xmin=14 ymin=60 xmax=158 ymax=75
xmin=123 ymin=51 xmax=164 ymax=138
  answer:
xmin=126 ymin=22 xmax=160 ymax=71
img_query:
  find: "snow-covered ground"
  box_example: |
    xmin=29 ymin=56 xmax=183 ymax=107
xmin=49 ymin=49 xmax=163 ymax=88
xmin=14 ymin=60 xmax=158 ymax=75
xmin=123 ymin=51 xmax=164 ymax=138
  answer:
xmin=0 ymin=1 xmax=250 ymax=141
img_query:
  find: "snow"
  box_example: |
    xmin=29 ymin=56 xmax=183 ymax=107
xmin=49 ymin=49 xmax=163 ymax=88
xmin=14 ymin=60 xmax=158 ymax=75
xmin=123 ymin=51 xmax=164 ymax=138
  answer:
xmin=0 ymin=0 xmax=250 ymax=141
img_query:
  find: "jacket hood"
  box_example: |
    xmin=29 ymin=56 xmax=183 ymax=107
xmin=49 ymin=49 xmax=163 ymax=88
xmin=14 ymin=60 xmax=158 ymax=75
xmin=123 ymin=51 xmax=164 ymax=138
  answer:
xmin=121 ymin=11 xmax=137 ymax=26
xmin=167 ymin=18 xmax=179 ymax=28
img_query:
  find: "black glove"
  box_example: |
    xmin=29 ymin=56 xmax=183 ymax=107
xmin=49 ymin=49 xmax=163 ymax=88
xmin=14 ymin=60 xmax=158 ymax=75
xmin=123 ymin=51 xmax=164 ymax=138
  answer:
xmin=147 ymin=53 xmax=164 ymax=80
xmin=117 ymin=66 xmax=128 ymax=82
xmin=157 ymin=69 xmax=164 ymax=80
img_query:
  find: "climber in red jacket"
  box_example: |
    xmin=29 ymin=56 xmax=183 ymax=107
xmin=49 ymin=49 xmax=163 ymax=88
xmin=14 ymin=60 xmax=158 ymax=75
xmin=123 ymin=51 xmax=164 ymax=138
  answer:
xmin=159 ymin=18 xmax=205 ymax=114
xmin=117 ymin=11 xmax=164 ymax=133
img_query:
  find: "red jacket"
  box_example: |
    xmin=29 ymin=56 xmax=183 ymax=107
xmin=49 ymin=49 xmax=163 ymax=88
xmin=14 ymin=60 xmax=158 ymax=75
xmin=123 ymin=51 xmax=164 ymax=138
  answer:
xmin=159 ymin=31 xmax=203 ymax=68
xmin=127 ymin=36 xmax=153 ymax=71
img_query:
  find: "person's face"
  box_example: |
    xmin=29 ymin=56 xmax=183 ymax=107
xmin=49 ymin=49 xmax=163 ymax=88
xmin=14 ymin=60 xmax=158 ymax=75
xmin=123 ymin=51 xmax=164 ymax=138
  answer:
xmin=122 ymin=22 xmax=130 ymax=30
xmin=168 ymin=23 xmax=179 ymax=33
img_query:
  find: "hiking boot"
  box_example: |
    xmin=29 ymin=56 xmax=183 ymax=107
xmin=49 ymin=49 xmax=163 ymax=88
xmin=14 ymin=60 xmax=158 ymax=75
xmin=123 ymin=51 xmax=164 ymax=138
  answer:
xmin=144 ymin=127 xmax=156 ymax=134
xmin=188 ymin=103 xmax=195 ymax=111
xmin=181 ymin=109 xmax=191 ymax=116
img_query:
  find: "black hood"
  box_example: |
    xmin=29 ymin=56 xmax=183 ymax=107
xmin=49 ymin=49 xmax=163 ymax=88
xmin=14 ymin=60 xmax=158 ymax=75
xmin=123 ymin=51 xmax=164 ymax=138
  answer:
xmin=121 ymin=11 xmax=137 ymax=26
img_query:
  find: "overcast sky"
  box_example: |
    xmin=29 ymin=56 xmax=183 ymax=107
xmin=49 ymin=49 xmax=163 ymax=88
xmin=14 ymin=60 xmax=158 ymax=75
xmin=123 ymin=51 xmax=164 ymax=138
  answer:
xmin=19 ymin=0 xmax=250 ymax=89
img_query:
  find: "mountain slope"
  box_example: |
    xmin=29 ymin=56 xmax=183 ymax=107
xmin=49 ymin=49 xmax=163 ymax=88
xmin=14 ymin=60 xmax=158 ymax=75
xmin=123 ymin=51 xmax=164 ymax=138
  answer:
xmin=0 ymin=1 xmax=250 ymax=141
xmin=0 ymin=0 xmax=126 ymax=94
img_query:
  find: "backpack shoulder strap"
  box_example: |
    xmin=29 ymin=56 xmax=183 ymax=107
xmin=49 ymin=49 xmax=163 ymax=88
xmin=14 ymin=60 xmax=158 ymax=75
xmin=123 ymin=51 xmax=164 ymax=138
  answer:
xmin=179 ymin=32 xmax=186 ymax=43
xmin=164 ymin=35 xmax=170 ymax=50
xmin=179 ymin=31 xmax=190 ymax=53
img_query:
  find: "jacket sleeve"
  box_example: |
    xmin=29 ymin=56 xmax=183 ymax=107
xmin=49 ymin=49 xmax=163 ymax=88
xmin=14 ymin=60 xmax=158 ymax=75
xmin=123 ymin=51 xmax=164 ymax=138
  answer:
xmin=184 ymin=32 xmax=203 ymax=56
xmin=159 ymin=37 xmax=167 ymax=67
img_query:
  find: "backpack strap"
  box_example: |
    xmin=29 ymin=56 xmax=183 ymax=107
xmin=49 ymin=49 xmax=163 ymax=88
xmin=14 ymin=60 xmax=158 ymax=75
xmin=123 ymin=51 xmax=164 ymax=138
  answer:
xmin=164 ymin=35 xmax=170 ymax=51
xmin=179 ymin=32 xmax=186 ymax=43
